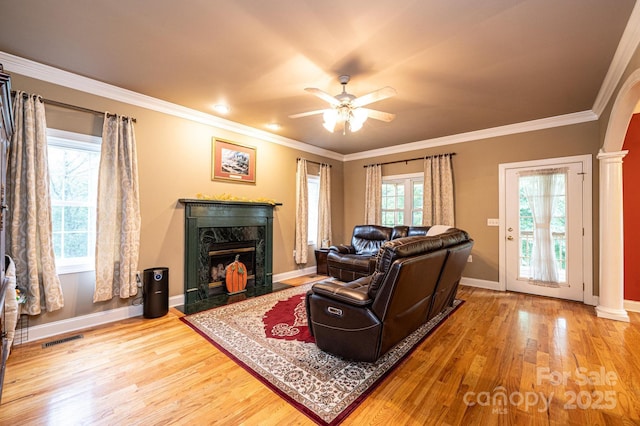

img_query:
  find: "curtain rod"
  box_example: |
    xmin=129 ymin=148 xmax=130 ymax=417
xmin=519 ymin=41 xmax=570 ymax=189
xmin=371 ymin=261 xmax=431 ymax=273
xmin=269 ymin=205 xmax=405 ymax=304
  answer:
xmin=11 ymin=91 xmax=137 ymax=123
xmin=297 ymin=157 xmax=332 ymax=168
xmin=364 ymin=152 xmax=456 ymax=168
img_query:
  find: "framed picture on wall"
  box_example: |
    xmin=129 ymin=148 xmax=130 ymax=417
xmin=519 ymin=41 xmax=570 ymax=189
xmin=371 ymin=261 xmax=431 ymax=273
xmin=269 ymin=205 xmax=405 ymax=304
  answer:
xmin=211 ymin=138 xmax=256 ymax=183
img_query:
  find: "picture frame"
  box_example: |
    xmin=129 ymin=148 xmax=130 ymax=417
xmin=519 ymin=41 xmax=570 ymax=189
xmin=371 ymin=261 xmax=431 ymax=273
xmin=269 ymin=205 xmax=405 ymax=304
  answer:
xmin=211 ymin=138 xmax=256 ymax=184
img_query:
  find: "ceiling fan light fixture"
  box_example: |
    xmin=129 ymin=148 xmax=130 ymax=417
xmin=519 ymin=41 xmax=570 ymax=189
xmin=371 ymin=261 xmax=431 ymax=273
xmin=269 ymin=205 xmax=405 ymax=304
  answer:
xmin=349 ymin=118 xmax=364 ymax=132
xmin=338 ymin=106 xmax=350 ymax=123
xmin=352 ymin=107 xmax=368 ymax=123
xmin=323 ymin=109 xmax=337 ymax=132
xmin=323 ymin=120 xmax=336 ymax=133
xmin=293 ymin=75 xmax=396 ymax=134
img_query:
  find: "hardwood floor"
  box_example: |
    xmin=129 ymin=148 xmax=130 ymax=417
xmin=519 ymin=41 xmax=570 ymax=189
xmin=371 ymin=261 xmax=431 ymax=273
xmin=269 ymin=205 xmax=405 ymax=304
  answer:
xmin=2 ymin=282 xmax=640 ymax=425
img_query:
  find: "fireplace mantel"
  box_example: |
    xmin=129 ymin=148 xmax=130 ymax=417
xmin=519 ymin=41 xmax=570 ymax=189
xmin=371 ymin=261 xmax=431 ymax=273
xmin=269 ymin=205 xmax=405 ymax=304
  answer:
xmin=179 ymin=199 xmax=281 ymax=308
xmin=179 ymin=198 xmax=282 ymax=207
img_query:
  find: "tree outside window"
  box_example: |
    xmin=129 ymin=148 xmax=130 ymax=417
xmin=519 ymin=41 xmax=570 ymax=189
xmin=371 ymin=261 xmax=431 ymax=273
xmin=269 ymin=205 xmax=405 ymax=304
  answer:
xmin=47 ymin=129 xmax=101 ymax=274
xmin=307 ymin=175 xmax=320 ymax=245
xmin=382 ymin=173 xmax=423 ymax=227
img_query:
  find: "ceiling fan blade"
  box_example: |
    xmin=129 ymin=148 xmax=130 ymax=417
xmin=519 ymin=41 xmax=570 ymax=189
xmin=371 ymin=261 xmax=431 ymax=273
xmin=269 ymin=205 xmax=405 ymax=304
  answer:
xmin=361 ymin=108 xmax=396 ymax=122
xmin=288 ymin=109 xmax=328 ymax=119
xmin=304 ymin=88 xmax=340 ymax=106
xmin=351 ymin=86 xmax=397 ymax=108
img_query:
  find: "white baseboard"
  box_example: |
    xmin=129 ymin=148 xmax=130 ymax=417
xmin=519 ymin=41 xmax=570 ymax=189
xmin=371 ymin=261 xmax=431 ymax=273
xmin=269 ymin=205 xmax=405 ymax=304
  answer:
xmin=25 ymin=294 xmax=184 ymax=344
xmin=273 ymin=266 xmax=317 ymax=282
xmin=460 ymin=277 xmax=501 ymax=291
xmin=624 ymin=299 xmax=640 ymax=313
xmin=23 ymin=268 xmax=319 ymax=344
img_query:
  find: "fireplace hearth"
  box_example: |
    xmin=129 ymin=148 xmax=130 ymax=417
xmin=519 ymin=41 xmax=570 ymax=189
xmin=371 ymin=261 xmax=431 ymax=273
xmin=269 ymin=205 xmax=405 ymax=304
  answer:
xmin=180 ymin=199 xmax=280 ymax=312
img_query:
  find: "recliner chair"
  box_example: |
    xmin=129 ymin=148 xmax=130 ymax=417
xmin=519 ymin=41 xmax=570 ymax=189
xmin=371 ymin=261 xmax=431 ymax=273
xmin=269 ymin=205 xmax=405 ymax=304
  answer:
xmin=326 ymin=224 xmax=431 ymax=281
xmin=306 ymin=229 xmax=473 ymax=362
xmin=326 ymin=225 xmax=391 ymax=281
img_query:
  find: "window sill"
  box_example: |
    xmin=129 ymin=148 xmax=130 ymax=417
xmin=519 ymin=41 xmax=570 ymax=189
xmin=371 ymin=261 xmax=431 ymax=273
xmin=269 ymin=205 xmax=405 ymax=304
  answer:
xmin=56 ymin=264 xmax=95 ymax=275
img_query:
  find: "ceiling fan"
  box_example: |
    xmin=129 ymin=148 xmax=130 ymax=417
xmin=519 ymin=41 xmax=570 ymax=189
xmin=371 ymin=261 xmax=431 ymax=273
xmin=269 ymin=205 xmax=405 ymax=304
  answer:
xmin=289 ymin=75 xmax=397 ymax=133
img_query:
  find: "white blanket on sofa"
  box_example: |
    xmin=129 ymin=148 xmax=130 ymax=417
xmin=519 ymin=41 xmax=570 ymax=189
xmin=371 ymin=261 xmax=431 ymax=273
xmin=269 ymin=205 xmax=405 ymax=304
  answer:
xmin=426 ymin=225 xmax=452 ymax=236
xmin=3 ymin=255 xmax=19 ymax=355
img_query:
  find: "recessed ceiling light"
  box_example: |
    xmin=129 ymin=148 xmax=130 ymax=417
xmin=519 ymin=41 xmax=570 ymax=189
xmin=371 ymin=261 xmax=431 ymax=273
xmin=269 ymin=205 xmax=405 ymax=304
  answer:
xmin=213 ymin=104 xmax=230 ymax=114
xmin=266 ymin=123 xmax=281 ymax=131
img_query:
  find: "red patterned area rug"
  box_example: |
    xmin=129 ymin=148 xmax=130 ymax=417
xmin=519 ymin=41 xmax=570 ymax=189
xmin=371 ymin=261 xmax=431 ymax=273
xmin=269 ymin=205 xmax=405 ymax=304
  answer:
xmin=180 ymin=283 xmax=463 ymax=425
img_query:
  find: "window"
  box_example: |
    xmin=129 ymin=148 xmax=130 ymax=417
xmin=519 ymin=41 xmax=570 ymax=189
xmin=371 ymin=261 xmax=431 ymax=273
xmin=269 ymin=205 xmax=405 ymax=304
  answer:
xmin=382 ymin=173 xmax=423 ymax=227
xmin=47 ymin=129 xmax=101 ymax=274
xmin=518 ymin=172 xmax=567 ymax=283
xmin=307 ymin=175 xmax=320 ymax=245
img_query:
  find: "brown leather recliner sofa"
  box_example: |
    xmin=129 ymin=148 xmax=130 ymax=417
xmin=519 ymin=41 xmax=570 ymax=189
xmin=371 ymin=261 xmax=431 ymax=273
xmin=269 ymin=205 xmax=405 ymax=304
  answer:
xmin=305 ymin=228 xmax=473 ymax=362
xmin=326 ymin=224 xmax=431 ymax=281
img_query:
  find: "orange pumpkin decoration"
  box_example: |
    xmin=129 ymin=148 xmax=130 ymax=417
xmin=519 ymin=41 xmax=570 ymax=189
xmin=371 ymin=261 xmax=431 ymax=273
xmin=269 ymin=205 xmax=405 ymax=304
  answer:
xmin=225 ymin=254 xmax=248 ymax=294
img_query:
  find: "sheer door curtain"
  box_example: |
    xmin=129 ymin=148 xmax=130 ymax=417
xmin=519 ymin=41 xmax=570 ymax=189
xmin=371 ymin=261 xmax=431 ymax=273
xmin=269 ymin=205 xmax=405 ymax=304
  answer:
xmin=520 ymin=168 xmax=567 ymax=284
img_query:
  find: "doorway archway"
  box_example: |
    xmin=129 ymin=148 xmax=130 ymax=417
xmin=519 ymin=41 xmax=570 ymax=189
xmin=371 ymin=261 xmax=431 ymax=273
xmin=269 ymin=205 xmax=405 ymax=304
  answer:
xmin=597 ymin=67 xmax=640 ymax=321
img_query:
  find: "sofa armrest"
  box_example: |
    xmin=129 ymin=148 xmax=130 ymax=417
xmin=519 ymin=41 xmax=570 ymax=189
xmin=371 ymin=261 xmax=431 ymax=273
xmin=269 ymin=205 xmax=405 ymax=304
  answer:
xmin=311 ymin=277 xmax=372 ymax=306
xmin=329 ymin=244 xmax=355 ymax=254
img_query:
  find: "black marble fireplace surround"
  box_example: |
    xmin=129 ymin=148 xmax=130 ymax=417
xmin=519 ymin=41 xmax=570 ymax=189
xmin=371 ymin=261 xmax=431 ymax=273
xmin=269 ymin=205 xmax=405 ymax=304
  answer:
xmin=179 ymin=199 xmax=281 ymax=313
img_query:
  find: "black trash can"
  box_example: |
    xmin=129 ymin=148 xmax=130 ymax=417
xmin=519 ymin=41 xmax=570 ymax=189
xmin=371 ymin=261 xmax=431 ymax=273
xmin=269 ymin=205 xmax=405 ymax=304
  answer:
xmin=143 ymin=267 xmax=169 ymax=318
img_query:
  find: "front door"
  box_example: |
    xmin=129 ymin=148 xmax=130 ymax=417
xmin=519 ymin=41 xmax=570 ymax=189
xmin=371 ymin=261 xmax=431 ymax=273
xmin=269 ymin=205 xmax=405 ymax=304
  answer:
xmin=503 ymin=157 xmax=587 ymax=301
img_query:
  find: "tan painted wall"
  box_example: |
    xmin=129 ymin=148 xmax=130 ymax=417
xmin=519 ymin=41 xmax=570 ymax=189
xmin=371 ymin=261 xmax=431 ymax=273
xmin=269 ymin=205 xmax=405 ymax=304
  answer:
xmin=14 ymin=41 xmax=640 ymax=325
xmin=342 ymin=121 xmax=601 ymax=290
xmin=10 ymin=73 xmax=344 ymax=325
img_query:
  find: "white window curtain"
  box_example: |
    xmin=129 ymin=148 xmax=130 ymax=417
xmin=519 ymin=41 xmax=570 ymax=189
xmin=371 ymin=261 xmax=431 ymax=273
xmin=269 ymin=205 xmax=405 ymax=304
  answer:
xmin=294 ymin=159 xmax=308 ymax=264
xmin=520 ymin=168 xmax=567 ymax=284
xmin=364 ymin=164 xmax=382 ymax=224
xmin=423 ymin=154 xmax=455 ymax=226
xmin=318 ymin=163 xmax=332 ymax=248
xmin=94 ymin=114 xmax=141 ymax=302
xmin=6 ymin=91 xmax=64 ymax=314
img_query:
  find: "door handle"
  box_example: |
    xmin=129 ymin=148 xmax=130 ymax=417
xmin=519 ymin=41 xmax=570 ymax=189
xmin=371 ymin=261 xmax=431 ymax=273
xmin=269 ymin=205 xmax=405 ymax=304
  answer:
xmin=507 ymin=236 xmax=514 ymax=241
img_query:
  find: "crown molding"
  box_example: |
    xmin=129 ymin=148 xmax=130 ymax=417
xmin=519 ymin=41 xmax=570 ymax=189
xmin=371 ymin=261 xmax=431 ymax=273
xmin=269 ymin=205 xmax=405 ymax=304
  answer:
xmin=0 ymin=51 xmax=606 ymax=164
xmin=592 ymin=1 xmax=640 ymax=117
xmin=344 ymin=110 xmax=598 ymax=162
xmin=0 ymin=51 xmax=344 ymax=162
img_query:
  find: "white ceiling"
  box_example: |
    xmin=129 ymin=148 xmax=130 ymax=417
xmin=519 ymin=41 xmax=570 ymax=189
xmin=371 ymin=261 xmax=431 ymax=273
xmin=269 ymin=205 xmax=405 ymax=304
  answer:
xmin=0 ymin=0 xmax=637 ymax=155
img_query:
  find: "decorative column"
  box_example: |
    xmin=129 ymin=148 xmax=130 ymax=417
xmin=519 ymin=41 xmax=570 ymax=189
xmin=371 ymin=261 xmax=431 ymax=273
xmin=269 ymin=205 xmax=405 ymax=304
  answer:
xmin=596 ymin=150 xmax=629 ymax=322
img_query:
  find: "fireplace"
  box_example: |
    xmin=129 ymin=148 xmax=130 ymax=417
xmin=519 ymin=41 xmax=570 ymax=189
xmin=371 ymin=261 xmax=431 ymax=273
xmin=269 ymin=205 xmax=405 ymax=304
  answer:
xmin=180 ymin=199 xmax=280 ymax=311
xmin=208 ymin=240 xmax=256 ymax=291
xmin=201 ymin=231 xmax=260 ymax=295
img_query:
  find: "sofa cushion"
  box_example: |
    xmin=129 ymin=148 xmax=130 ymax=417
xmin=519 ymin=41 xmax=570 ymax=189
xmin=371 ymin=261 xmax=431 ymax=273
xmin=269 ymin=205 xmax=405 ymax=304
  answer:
xmin=407 ymin=226 xmax=431 ymax=236
xmin=391 ymin=226 xmax=408 ymax=239
xmin=438 ymin=228 xmax=470 ymax=247
xmin=311 ymin=276 xmax=372 ymax=306
xmin=329 ymin=244 xmax=355 ymax=254
xmin=327 ymin=252 xmax=373 ymax=273
xmin=391 ymin=225 xmax=432 ymax=239
xmin=352 ymin=225 xmax=392 ymax=255
xmin=368 ymin=235 xmax=445 ymax=298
